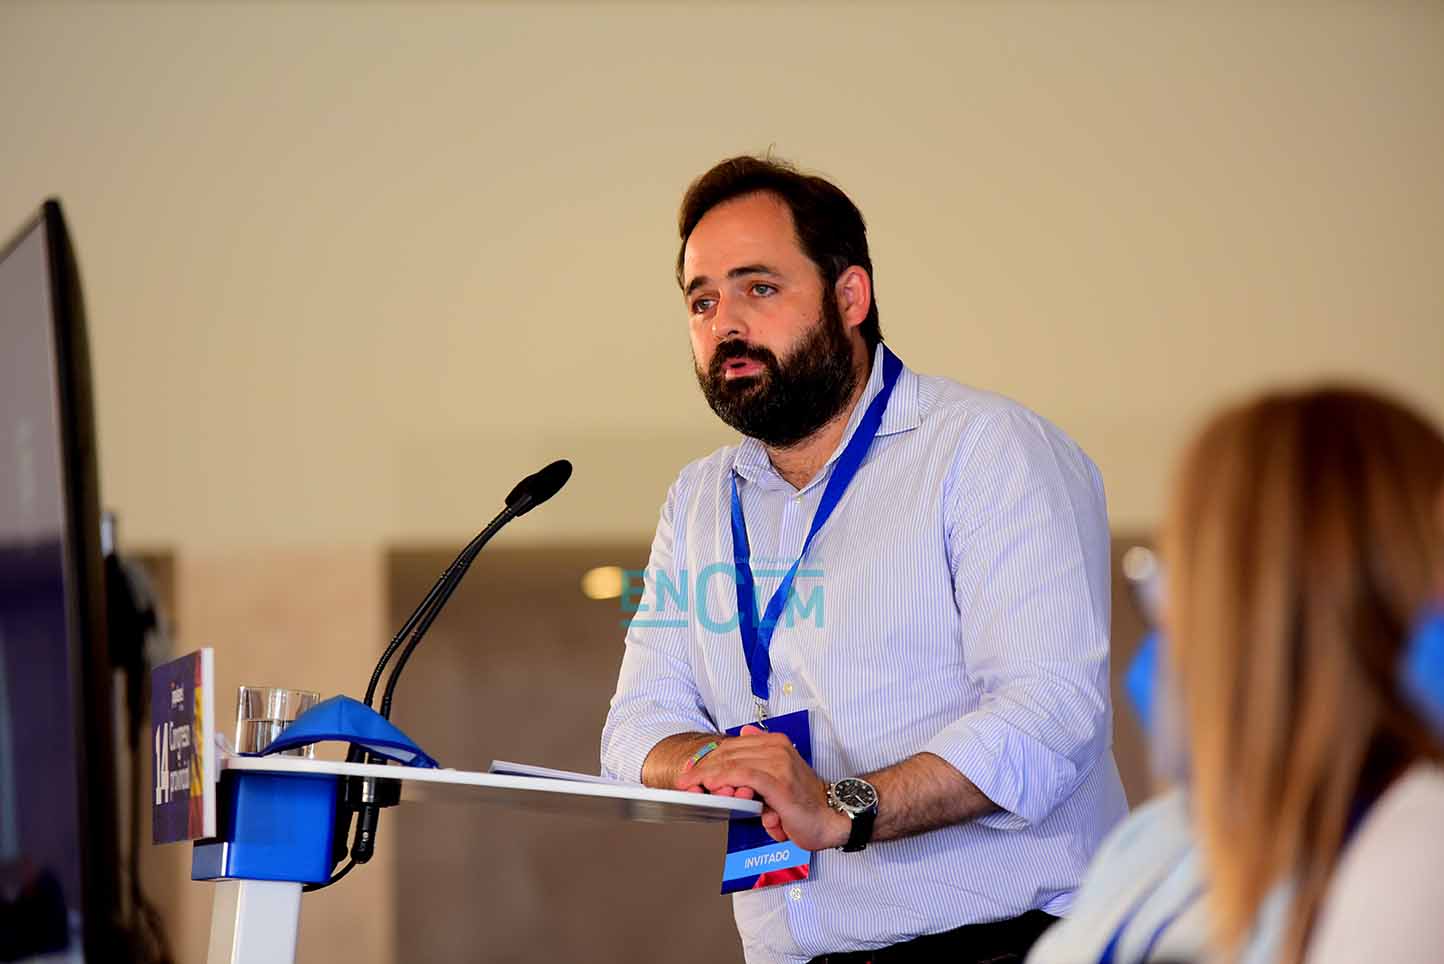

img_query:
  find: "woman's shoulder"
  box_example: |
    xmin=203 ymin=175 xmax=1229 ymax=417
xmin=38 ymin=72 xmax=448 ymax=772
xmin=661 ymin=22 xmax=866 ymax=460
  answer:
xmin=1027 ymin=788 xmax=1200 ymax=963
xmin=1341 ymin=764 xmax=1444 ymax=867
xmin=1307 ymin=764 xmax=1444 ymax=963
xmin=1370 ymin=763 xmax=1444 ymax=819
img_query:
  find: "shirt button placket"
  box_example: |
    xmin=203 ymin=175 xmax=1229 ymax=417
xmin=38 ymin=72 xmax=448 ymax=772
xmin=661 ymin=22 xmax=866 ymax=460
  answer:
xmin=784 ymin=879 xmax=814 ymax=946
xmin=780 ymin=493 xmax=805 ymax=550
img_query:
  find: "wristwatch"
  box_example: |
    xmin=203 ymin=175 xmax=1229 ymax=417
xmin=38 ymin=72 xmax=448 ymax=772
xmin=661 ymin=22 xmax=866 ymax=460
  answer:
xmin=826 ymin=777 xmax=879 ymax=853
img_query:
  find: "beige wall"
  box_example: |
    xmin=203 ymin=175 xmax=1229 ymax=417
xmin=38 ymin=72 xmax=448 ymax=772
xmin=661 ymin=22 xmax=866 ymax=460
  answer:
xmin=2 ymin=1 xmax=1440 ymax=553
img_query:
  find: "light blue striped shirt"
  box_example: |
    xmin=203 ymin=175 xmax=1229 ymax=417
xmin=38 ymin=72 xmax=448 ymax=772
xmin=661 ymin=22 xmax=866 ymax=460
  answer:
xmin=601 ymin=345 xmax=1128 ymax=963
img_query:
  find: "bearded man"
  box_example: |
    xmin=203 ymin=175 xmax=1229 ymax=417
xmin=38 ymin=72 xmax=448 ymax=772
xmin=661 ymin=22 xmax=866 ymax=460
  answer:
xmin=601 ymin=156 xmax=1127 ymax=964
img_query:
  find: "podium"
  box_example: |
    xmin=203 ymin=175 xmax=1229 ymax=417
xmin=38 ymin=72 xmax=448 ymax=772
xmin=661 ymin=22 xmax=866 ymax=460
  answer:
xmin=198 ymin=753 xmax=761 ymax=964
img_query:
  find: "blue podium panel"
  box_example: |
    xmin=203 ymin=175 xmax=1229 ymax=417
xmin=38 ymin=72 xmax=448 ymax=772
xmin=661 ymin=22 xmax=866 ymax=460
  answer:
xmin=193 ymin=770 xmax=339 ymax=884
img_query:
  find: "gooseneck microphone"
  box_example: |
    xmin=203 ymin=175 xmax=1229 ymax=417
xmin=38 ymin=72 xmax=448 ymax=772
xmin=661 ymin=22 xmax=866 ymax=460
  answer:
xmin=378 ymin=457 xmax=572 ymax=718
xmin=344 ymin=459 xmax=573 ymax=867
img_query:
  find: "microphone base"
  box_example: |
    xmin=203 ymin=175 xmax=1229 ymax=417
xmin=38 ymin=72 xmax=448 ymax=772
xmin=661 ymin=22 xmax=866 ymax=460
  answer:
xmin=344 ymin=773 xmax=403 ymax=865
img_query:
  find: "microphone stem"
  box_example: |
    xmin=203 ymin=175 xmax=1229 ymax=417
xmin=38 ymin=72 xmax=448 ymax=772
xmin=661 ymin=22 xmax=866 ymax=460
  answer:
xmin=344 ymin=464 xmax=563 ymax=870
xmin=378 ymin=507 xmax=514 ymax=719
xmin=358 ymin=509 xmax=506 ymax=707
xmin=347 ymin=565 xmax=447 ymax=763
xmin=364 ymin=567 xmax=454 ymax=705
xmin=350 ymin=515 xmax=508 ymax=863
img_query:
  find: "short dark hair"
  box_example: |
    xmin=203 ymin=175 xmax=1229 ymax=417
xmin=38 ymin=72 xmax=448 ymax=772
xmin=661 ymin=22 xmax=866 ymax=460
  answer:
xmin=676 ymin=155 xmax=883 ymax=352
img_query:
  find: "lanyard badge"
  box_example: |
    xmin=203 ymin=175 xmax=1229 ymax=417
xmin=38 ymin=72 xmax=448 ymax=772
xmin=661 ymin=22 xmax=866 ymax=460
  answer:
xmin=720 ymin=708 xmax=813 ymax=893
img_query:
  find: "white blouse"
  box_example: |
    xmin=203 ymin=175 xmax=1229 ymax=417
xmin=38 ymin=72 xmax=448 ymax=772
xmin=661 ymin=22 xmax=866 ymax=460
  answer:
xmin=1308 ymin=765 xmax=1444 ymax=963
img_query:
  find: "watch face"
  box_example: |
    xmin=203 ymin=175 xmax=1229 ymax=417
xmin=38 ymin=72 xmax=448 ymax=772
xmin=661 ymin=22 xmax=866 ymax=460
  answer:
xmin=834 ymin=778 xmax=877 ymax=812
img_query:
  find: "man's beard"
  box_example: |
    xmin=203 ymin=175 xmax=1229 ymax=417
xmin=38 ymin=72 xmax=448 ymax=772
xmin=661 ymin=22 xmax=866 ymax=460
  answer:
xmin=695 ymin=294 xmax=860 ymax=449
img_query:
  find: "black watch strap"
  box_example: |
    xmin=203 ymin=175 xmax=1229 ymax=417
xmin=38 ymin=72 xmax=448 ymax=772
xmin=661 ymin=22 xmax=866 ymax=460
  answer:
xmin=842 ymin=806 xmax=876 ymax=853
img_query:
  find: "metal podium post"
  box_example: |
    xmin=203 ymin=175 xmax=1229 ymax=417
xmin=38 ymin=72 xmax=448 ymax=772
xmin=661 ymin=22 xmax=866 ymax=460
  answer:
xmin=191 ymin=767 xmax=341 ymax=964
xmin=205 ymin=880 xmax=303 ymax=964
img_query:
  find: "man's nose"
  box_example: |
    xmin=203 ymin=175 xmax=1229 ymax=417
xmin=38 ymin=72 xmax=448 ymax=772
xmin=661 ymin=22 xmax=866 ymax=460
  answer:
xmin=711 ymin=294 xmax=749 ymax=343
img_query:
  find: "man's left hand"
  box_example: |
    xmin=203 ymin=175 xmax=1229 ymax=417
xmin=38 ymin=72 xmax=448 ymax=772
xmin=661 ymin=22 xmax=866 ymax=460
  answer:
xmin=674 ymin=725 xmax=852 ymax=850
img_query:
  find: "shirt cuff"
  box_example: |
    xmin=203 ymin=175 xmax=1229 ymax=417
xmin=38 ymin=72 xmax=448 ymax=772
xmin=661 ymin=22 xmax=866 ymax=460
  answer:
xmin=921 ymin=711 xmax=1080 ymax=831
xmin=601 ymin=709 xmax=716 ymax=784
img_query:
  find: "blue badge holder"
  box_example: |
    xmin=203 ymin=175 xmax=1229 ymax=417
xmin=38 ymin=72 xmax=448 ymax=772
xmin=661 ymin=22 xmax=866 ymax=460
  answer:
xmin=1403 ymin=604 xmax=1444 ymax=736
xmin=193 ymin=696 xmax=439 ymax=884
xmin=1125 ymin=631 xmax=1161 ymax=733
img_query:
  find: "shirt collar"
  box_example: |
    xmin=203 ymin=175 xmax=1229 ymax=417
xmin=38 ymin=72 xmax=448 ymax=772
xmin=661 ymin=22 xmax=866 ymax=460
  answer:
xmin=732 ymin=343 xmax=920 ymax=488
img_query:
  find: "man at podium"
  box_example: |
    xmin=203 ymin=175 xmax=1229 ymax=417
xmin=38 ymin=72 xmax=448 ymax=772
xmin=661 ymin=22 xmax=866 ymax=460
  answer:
xmin=602 ymin=155 xmax=1127 ymax=964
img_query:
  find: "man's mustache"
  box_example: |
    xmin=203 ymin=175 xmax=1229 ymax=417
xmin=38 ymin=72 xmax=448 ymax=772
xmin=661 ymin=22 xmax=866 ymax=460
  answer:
xmin=709 ymin=340 xmax=779 ymax=380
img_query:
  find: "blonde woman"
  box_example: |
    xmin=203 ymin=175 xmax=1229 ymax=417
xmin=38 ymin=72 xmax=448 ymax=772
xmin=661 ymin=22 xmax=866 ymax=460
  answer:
xmin=1028 ymin=386 xmax=1444 ymax=964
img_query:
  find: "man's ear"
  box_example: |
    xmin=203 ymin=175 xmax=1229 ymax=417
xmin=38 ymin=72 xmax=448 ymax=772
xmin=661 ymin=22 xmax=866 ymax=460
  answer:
xmin=834 ymin=266 xmax=872 ymax=332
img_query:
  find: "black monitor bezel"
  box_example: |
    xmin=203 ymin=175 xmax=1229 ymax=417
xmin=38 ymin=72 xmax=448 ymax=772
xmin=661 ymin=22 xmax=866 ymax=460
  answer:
xmin=1 ymin=199 xmax=123 ymax=958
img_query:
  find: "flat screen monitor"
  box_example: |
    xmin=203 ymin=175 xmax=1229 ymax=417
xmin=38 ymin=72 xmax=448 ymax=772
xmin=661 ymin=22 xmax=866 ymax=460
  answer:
xmin=0 ymin=200 xmax=123 ymax=960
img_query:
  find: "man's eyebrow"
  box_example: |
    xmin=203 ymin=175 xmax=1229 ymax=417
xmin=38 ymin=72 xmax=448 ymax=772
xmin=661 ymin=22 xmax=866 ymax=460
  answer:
xmin=683 ymin=264 xmax=783 ymax=297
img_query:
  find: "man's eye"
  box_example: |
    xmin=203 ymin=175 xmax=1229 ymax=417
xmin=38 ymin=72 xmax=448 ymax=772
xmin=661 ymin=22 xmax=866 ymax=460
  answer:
xmin=690 ymin=297 xmax=715 ymax=314
xmin=750 ymin=283 xmax=777 ymax=296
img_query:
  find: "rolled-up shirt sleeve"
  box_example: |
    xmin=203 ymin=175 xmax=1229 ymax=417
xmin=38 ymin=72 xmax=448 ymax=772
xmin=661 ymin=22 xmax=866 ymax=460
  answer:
xmin=922 ymin=407 xmax=1114 ymax=830
xmin=600 ymin=476 xmax=718 ymax=783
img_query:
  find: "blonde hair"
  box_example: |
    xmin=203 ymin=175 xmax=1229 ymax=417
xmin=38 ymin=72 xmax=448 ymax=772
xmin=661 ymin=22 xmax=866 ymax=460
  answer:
xmin=1163 ymin=385 xmax=1444 ymax=962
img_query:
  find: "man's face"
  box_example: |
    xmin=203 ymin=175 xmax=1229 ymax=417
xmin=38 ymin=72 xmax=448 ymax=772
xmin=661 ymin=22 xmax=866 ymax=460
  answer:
xmin=681 ymin=192 xmax=860 ymax=447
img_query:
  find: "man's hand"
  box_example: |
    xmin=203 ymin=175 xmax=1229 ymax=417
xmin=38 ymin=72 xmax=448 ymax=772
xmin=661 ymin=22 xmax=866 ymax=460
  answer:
xmin=640 ymin=732 xmax=754 ymax=799
xmin=674 ymin=725 xmax=851 ymax=851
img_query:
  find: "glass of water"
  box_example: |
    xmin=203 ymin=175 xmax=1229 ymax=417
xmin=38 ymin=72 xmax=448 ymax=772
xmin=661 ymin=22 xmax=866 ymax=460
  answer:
xmin=235 ymin=685 xmax=320 ymax=757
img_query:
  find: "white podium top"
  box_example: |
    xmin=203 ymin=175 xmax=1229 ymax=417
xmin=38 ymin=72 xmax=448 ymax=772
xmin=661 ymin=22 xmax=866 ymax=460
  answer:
xmin=220 ymin=754 xmax=762 ymax=824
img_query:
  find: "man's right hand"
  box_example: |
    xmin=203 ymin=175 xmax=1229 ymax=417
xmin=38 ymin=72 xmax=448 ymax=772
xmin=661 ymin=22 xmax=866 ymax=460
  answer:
xmin=640 ymin=732 xmax=755 ymax=799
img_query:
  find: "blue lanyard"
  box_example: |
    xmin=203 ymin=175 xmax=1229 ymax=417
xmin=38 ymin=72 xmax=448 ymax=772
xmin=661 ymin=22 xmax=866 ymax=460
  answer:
xmin=729 ymin=347 xmax=903 ymax=722
xmin=1097 ymin=869 xmax=1204 ymax=964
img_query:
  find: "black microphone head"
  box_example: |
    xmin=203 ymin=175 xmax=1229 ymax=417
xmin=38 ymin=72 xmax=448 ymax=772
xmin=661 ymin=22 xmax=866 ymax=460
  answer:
xmin=505 ymin=459 xmax=572 ymax=516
